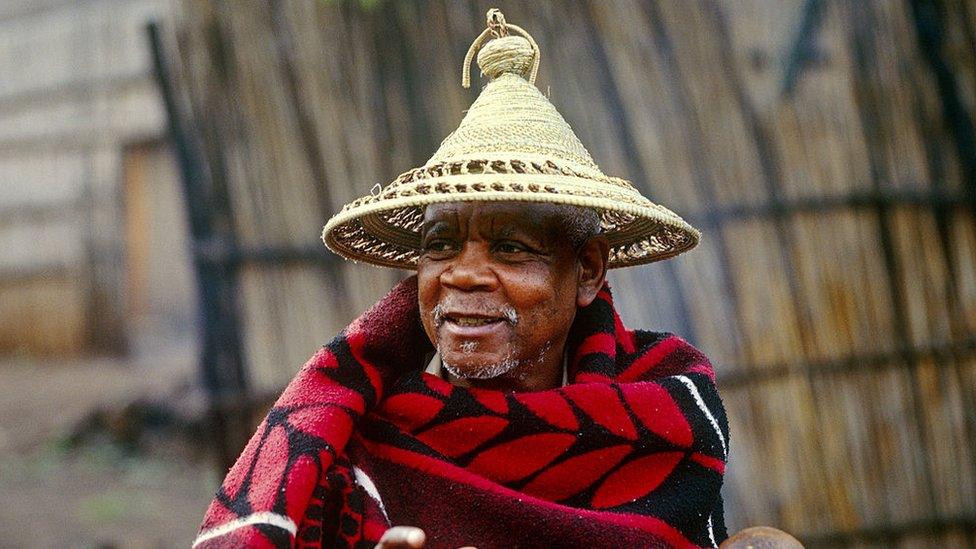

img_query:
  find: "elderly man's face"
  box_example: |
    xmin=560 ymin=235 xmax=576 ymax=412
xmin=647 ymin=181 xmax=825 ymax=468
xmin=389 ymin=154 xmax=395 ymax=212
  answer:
xmin=417 ymin=202 xmax=607 ymax=388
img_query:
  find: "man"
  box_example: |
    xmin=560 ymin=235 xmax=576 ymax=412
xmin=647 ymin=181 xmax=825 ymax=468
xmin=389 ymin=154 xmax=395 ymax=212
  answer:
xmin=416 ymin=202 xmax=606 ymax=393
xmin=195 ymin=10 xmax=728 ymax=548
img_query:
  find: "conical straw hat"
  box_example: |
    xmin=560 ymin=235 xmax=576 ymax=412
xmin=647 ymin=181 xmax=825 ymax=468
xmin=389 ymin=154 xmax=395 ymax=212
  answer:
xmin=323 ymin=9 xmax=699 ymax=269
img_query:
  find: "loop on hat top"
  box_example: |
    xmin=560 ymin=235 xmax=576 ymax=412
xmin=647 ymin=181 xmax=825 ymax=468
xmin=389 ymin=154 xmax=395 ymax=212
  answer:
xmin=486 ymin=8 xmax=508 ymax=37
xmin=462 ymin=9 xmax=540 ymax=88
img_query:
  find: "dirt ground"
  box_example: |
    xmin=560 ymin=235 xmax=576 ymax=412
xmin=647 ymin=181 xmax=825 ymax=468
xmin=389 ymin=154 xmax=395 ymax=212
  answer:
xmin=0 ymin=348 xmax=219 ymax=548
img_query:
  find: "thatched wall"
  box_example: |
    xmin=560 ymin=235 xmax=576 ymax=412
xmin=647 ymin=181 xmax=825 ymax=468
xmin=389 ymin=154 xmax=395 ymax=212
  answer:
xmin=169 ymin=0 xmax=976 ymax=545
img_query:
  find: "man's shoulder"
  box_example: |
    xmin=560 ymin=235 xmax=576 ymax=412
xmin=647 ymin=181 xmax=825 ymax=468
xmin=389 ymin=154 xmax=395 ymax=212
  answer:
xmin=626 ymin=330 xmax=716 ymax=382
xmin=629 ymin=329 xmax=673 ymax=349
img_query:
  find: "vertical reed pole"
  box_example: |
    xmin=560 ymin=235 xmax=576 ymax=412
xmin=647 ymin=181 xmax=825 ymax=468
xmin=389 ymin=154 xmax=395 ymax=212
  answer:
xmin=147 ymin=21 xmax=251 ymax=471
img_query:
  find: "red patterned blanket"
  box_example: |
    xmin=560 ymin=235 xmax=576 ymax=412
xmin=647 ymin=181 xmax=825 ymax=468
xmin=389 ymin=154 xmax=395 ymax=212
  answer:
xmin=194 ymin=277 xmax=729 ymax=548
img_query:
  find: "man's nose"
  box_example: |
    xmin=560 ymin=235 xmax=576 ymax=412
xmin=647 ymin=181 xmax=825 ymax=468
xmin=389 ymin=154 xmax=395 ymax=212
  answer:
xmin=440 ymin=242 xmax=497 ymax=291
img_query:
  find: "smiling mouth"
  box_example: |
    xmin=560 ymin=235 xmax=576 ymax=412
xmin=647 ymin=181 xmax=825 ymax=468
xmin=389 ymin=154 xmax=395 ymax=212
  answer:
xmin=433 ymin=303 xmax=519 ymax=330
xmin=444 ymin=316 xmax=504 ymax=327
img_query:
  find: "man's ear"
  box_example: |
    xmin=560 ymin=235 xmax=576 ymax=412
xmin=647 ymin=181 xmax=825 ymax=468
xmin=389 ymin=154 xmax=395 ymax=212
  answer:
xmin=576 ymin=235 xmax=610 ymax=308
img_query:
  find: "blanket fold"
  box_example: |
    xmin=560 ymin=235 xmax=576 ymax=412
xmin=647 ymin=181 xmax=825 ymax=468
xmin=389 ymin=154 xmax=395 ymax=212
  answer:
xmin=195 ymin=277 xmax=729 ymax=549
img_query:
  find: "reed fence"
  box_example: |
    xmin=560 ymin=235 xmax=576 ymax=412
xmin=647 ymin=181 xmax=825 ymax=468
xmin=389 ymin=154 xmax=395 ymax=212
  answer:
xmin=156 ymin=1 xmax=976 ymax=545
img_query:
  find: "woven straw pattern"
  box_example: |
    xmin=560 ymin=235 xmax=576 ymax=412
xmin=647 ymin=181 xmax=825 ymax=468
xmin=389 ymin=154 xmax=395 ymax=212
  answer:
xmin=322 ymin=13 xmax=700 ymax=269
xmin=429 ymin=73 xmax=599 ymax=171
xmin=476 ymin=36 xmax=535 ymax=80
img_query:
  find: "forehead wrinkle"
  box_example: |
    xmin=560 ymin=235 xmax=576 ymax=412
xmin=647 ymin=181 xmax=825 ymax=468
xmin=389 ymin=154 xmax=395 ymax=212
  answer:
xmin=422 ymin=220 xmax=454 ymax=235
xmin=450 ymin=206 xmax=545 ymax=241
xmin=422 ymin=203 xmax=580 ymax=248
xmin=484 ymin=209 xmax=548 ymax=239
xmin=492 ymin=220 xmax=544 ymax=245
xmin=422 ymin=206 xmax=460 ymax=236
xmin=487 ymin=215 xmax=514 ymax=239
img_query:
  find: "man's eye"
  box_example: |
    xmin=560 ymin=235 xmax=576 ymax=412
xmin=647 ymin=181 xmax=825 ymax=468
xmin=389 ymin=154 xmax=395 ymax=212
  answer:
xmin=423 ymin=239 xmax=456 ymax=253
xmin=494 ymin=241 xmax=527 ymax=254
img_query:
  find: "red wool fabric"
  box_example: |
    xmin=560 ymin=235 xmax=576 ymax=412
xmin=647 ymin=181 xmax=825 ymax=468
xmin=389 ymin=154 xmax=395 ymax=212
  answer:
xmin=194 ymin=277 xmax=729 ymax=548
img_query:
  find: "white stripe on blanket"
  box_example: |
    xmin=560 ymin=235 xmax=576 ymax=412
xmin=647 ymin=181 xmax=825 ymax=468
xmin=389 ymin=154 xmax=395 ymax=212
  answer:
xmin=192 ymin=511 xmax=297 ymax=547
xmin=674 ymin=375 xmax=727 ymax=457
xmin=353 ymin=465 xmax=390 ymax=521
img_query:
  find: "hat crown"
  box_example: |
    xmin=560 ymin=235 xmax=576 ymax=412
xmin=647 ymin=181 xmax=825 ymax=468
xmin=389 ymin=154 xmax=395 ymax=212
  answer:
xmin=427 ymin=73 xmax=600 ymax=171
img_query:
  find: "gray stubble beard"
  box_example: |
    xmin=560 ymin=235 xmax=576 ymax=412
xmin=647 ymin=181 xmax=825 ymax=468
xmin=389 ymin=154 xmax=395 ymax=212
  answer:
xmin=439 ymin=337 xmax=554 ymax=381
xmin=432 ymin=302 xmax=523 ymax=379
xmin=441 ymin=354 xmax=521 ymax=380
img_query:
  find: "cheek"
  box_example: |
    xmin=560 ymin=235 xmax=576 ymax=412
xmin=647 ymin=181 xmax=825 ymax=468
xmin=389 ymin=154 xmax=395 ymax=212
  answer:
xmin=416 ymin=264 xmax=440 ymax=342
xmin=505 ymin=268 xmax=575 ymax=334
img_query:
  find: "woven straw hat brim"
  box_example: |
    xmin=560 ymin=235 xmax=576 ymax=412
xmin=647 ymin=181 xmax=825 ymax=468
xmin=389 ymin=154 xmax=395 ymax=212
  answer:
xmin=322 ymin=153 xmax=699 ymax=269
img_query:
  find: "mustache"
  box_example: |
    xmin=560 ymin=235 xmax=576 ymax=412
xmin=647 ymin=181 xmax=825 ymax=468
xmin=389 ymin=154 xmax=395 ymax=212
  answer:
xmin=432 ymin=302 xmax=519 ymax=326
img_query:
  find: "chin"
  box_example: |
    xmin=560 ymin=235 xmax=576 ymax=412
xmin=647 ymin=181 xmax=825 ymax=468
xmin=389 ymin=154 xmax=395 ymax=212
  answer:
xmin=441 ymin=353 xmax=520 ymax=380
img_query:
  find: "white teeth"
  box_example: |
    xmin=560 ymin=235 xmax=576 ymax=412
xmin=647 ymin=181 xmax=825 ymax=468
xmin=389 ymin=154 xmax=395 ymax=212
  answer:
xmin=452 ymin=317 xmax=496 ymax=326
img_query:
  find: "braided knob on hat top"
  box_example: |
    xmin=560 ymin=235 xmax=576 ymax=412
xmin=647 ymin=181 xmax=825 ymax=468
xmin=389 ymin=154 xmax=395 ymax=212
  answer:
xmin=462 ymin=8 xmax=541 ymax=88
xmin=477 ymin=36 xmax=534 ymax=80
